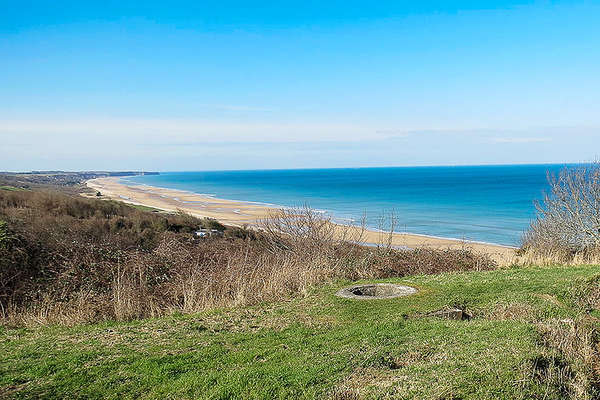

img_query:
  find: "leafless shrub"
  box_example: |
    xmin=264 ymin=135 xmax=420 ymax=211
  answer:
xmin=522 ymin=162 xmax=600 ymax=263
xmin=259 ymin=205 xmax=366 ymax=253
xmin=371 ymin=210 xmax=399 ymax=251
xmin=0 ymin=189 xmax=496 ymax=326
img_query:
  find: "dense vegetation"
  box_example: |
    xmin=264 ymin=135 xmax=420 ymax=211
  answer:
xmin=0 ymin=171 xmax=156 ymax=188
xmin=0 ymin=186 xmax=493 ymax=326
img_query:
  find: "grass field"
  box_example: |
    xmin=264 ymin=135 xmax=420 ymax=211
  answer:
xmin=126 ymin=203 xmax=165 ymax=213
xmin=2 ymin=264 xmax=599 ymax=399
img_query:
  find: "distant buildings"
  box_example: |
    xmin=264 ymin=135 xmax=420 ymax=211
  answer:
xmin=194 ymin=228 xmax=223 ymax=238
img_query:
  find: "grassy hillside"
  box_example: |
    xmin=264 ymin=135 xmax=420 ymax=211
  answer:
xmin=0 ymin=186 xmax=493 ymax=325
xmin=1 ymin=182 xmax=599 ymax=399
xmin=2 ymin=265 xmax=600 ymax=399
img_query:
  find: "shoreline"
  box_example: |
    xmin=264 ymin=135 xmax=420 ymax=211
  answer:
xmin=116 ymin=178 xmax=518 ymax=249
xmin=86 ymin=177 xmax=518 ymax=265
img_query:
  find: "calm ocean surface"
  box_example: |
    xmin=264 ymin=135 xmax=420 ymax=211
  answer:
xmin=124 ymin=164 xmax=571 ymax=246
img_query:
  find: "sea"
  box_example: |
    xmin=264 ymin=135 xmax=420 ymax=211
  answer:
xmin=123 ymin=164 xmax=572 ymax=247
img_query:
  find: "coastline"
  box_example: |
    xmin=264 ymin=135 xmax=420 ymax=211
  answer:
xmin=86 ymin=177 xmax=518 ymax=265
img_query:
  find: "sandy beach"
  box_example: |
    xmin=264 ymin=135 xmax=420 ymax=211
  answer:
xmin=86 ymin=177 xmax=518 ymax=265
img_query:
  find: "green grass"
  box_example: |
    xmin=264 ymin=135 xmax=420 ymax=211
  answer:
xmin=0 ymin=186 xmax=26 ymax=191
xmin=2 ymin=265 xmax=599 ymax=399
xmin=127 ymin=203 xmax=164 ymax=213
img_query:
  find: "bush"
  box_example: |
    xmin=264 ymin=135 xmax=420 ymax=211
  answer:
xmin=199 ymin=217 xmax=226 ymax=231
xmin=0 ymin=189 xmax=496 ymax=326
xmin=522 ymin=162 xmax=600 ymax=262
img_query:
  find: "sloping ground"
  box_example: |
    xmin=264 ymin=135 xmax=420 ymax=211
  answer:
xmin=2 ymin=265 xmax=600 ymax=399
xmin=0 ymin=186 xmax=495 ymax=325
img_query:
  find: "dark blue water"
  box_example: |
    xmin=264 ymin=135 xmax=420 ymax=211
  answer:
xmin=125 ymin=164 xmax=570 ymax=246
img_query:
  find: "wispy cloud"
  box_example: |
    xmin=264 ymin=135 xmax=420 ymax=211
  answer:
xmin=0 ymin=118 xmax=373 ymax=143
xmin=206 ymin=104 xmax=275 ymax=112
xmin=374 ymin=129 xmax=410 ymax=136
xmin=2 ymin=119 xmax=598 ymax=171
xmin=491 ymin=137 xmax=552 ymax=144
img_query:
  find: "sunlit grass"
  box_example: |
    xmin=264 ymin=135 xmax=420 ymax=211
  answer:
xmin=2 ymin=265 xmax=599 ymax=399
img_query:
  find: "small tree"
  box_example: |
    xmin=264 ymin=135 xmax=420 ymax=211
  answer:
xmin=523 ymin=162 xmax=600 ymax=258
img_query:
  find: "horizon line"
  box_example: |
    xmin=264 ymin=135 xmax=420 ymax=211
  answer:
xmin=4 ymin=161 xmax=588 ymax=175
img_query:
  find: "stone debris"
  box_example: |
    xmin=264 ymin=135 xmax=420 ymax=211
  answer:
xmin=426 ymin=308 xmax=472 ymax=321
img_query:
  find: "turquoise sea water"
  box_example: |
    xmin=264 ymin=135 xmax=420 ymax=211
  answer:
xmin=124 ymin=164 xmax=570 ymax=246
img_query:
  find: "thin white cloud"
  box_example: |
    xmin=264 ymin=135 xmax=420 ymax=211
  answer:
xmin=204 ymin=104 xmax=275 ymax=112
xmin=374 ymin=129 xmax=410 ymax=135
xmin=0 ymin=118 xmax=373 ymax=143
xmin=1 ymin=120 xmax=598 ymax=171
xmin=491 ymin=137 xmax=552 ymax=144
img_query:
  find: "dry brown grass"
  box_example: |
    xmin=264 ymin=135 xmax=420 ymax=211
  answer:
xmin=515 ymin=277 xmax=600 ymax=399
xmin=479 ymin=276 xmax=600 ymax=399
xmin=0 ymin=189 xmax=496 ymax=326
xmin=518 ymin=247 xmax=600 ymax=266
xmin=329 ymin=387 xmax=361 ymax=400
xmin=485 ymin=302 xmax=538 ymax=322
xmin=530 ymin=318 xmax=600 ymax=399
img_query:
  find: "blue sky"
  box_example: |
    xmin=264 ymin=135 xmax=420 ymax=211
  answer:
xmin=1 ymin=0 xmax=599 ymax=171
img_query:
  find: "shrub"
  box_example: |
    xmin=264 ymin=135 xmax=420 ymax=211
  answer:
xmin=0 ymin=189 xmax=496 ymax=326
xmin=522 ymin=162 xmax=600 ymax=263
xmin=199 ymin=217 xmax=226 ymax=231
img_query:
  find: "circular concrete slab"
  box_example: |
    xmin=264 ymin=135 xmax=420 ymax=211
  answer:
xmin=335 ymin=283 xmax=417 ymax=300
